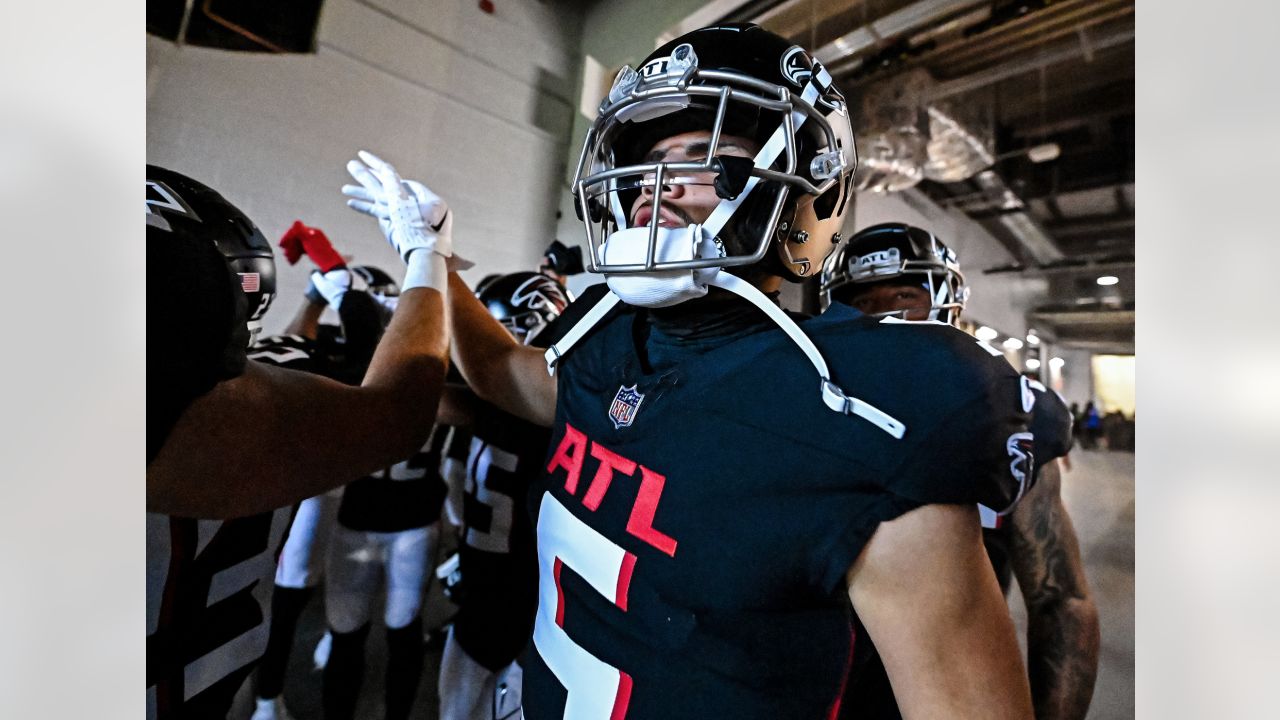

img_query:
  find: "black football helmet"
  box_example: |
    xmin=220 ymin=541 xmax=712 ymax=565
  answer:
xmin=821 ymin=222 xmax=968 ymax=324
xmin=351 ymin=264 xmax=400 ymax=299
xmin=477 ymin=272 xmax=571 ymax=346
xmin=572 ymin=23 xmax=857 ymax=282
xmin=147 ymin=164 xmax=276 ymax=341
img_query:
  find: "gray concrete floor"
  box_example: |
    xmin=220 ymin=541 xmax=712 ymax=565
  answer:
xmin=237 ymin=448 xmax=1136 ymax=720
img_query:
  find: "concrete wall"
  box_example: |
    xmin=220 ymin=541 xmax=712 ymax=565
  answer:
xmin=147 ymin=0 xmax=584 ymax=334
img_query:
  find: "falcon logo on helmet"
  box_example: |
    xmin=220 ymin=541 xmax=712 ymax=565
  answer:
xmin=145 ymin=180 xmax=200 ymax=230
xmin=477 ymin=272 xmax=572 ymax=347
xmin=780 ymin=46 xmax=813 ymax=87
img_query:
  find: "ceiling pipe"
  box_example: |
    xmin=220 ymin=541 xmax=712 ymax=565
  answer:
xmin=814 ymin=0 xmax=990 ymax=69
xmin=926 ymin=25 xmax=1135 ymax=101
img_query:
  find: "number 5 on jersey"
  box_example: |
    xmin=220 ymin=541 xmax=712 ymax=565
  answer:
xmin=533 ymin=493 xmax=636 ymax=719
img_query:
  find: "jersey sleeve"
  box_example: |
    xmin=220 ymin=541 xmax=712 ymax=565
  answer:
xmin=147 ymin=236 xmax=249 ymax=463
xmin=1030 ymin=384 xmax=1073 ymax=472
xmin=887 ymin=351 xmax=1034 ymax=517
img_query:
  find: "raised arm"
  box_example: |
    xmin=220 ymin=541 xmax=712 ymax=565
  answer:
xmin=446 ymin=271 xmax=556 ymax=427
xmin=282 ymin=296 xmax=325 ymax=339
xmin=848 ymin=503 xmax=1034 ymax=720
xmin=1007 ymin=459 xmax=1100 ymax=720
xmin=148 ymin=151 xmax=457 ymax=519
xmin=147 ymin=285 xmax=448 ymax=518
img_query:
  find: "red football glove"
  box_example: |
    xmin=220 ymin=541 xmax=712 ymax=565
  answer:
xmin=279 ymin=220 xmax=346 ymax=272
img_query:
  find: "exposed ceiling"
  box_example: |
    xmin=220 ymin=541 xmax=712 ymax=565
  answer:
xmin=738 ymin=0 xmax=1135 ymax=353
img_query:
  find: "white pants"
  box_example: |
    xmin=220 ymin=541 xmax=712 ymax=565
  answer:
xmin=274 ymin=490 xmax=341 ymax=588
xmin=324 ymin=523 xmax=438 ymax=632
xmin=439 ymin=624 xmax=524 ymax=720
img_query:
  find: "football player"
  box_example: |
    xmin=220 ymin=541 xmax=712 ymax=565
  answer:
xmin=363 ymin=24 xmax=1036 ymax=719
xmin=821 ymin=222 xmax=1100 ymax=720
xmin=435 ymin=272 xmax=571 ymax=720
xmin=250 ymin=223 xmax=396 ymax=720
xmin=320 ymin=426 xmax=448 ymax=720
xmin=146 ymin=156 xmax=453 ymax=720
xmin=317 ymin=261 xmax=448 ymax=720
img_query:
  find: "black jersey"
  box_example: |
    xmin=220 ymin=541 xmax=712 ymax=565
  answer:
xmin=450 ymin=394 xmax=548 ymax=671
xmin=336 ymin=431 xmax=448 ymax=533
xmin=843 ymin=379 xmax=1073 ymax=720
xmin=146 ymin=335 xmax=310 ymax=720
xmin=520 ymin=297 xmax=1031 ymax=720
xmin=247 ymin=333 xmax=316 ymax=372
xmin=148 ymin=234 xmax=248 ymax=463
xmin=981 ymin=378 xmax=1074 ymax=590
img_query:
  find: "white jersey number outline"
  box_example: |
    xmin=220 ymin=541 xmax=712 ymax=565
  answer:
xmin=464 ymin=440 xmax=518 ymax=553
xmin=532 ymin=492 xmax=636 ymax=719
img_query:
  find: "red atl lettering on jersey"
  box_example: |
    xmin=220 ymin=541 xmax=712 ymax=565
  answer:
xmin=546 ymin=423 xmax=588 ymax=493
xmin=545 ymin=422 xmax=679 ymax=557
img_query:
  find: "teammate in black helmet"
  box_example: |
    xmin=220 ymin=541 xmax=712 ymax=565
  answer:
xmin=147 ymin=155 xmax=454 ymax=720
xmin=821 ymin=222 xmax=967 ymax=324
xmin=477 ymin=271 xmax=573 ymax=346
xmin=825 ymin=222 xmax=1100 ymax=720
xmin=435 ymin=271 xmax=571 ymax=720
xmin=428 ymin=24 xmax=1034 ymax=719
xmin=147 ymin=156 xmax=455 ymax=517
xmin=249 ymin=223 xmax=408 ymax=720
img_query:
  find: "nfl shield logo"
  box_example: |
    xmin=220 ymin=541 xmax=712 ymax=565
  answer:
xmin=608 ymin=385 xmax=645 ymax=429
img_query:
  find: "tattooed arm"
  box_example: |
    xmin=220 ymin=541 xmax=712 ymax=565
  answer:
xmin=1007 ymin=459 xmax=1101 ymax=720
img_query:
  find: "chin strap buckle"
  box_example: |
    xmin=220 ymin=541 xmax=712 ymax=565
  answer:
xmin=821 ymin=379 xmax=906 ymax=439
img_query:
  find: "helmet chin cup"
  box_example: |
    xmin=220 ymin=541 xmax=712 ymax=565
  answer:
xmin=599 ymin=224 xmax=723 ymax=308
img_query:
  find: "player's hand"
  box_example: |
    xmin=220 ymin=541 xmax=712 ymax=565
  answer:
xmin=342 ymin=151 xmax=455 ymax=263
xmin=280 ymin=220 xmax=346 ymax=272
xmin=306 ymin=267 xmax=352 ymax=309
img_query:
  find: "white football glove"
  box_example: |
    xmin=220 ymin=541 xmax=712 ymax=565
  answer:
xmin=306 ymin=267 xmax=352 ymax=309
xmin=343 ymin=151 xmax=452 ymax=258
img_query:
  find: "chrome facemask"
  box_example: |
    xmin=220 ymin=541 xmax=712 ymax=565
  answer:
xmin=572 ymin=43 xmax=848 ymax=284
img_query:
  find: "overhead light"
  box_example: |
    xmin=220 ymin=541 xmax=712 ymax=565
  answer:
xmin=1026 ymin=142 xmax=1061 ymax=163
xmin=975 ymin=325 xmax=999 ymax=341
xmin=1049 ymin=357 xmax=1065 ymax=370
xmin=1026 ymin=358 xmax=1042 ymax=370
xmin=1097 ymin=275 xmax=1119 ymax=286
xmin=993 ymin=142 xmax=1061 ymax=164
xmin=1002 ymin=337 xmax=1024 ymax=350
xmin=1025 ymin=333 xmax=1040 ymax=346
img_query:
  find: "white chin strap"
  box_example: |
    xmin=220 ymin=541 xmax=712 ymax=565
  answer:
xmin=596 ymin=224 xmax=721 ymax=308
xmin=543 ymin=242 xmax=906 ymax=439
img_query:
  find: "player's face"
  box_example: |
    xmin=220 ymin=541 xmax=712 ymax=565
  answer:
xmin=630 ymin=130 xmax=760 ymax=229
xmin=845 ymin=283 xmax=933 ymax=320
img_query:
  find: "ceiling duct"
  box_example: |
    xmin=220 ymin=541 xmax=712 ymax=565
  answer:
xmin=923 ymin=87 xmax=996 ymax=182
xmin=855 ymin=69 xmax=998 ymax=191
xmin=852 ymin=69 xmax=930 ymax=193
